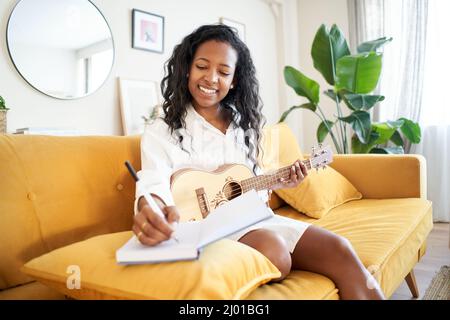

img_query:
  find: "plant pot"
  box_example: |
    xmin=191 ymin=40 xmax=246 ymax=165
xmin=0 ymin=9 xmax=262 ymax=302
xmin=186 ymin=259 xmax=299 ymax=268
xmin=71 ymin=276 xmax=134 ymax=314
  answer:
xmin=0 ymin=110 xmax=7 ymax=134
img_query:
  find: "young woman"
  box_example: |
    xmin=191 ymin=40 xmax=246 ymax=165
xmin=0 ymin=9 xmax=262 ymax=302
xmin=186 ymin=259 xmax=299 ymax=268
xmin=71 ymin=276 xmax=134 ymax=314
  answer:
xmin=133 ymin=24 xmax=385 ymax=300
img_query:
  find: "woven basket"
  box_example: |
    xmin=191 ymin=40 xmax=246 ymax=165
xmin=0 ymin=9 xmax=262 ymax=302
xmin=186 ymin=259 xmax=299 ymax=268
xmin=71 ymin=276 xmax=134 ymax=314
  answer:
xmin=0 ymin=110 xmax=7 ymax=134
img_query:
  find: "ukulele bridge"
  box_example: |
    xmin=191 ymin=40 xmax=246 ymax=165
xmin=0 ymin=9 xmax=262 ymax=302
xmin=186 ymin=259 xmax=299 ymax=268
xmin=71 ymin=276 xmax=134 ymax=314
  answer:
xmin=195 ymin=188 xmax=211 ymax=218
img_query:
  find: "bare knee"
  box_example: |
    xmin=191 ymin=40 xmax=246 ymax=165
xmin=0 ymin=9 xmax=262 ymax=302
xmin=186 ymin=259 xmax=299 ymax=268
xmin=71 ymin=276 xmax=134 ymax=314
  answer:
xmin=239 ymin=229 xmax=292 ymax=281
xmin=328 ymin=234 xmax=355 ymax=261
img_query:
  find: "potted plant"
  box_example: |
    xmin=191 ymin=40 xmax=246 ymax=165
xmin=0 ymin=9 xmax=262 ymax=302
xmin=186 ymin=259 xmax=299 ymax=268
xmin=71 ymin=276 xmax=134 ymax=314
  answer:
xmin=279 ymin=24 xmax=421 ymax=154
xmin=0 ymin=95 xmax=9 ymax=134
xmin=142 ymin=104 xmax=162 ymax=125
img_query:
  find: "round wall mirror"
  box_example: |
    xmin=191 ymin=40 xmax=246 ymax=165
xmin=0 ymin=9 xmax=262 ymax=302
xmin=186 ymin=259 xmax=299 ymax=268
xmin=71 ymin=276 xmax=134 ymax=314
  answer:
xmin=6 ymin=0 xmax=114 ymax=99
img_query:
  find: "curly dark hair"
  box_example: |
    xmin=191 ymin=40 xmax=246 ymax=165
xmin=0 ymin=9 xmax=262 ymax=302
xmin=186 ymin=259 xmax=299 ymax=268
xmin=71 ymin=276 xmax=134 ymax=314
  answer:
xmin=160 ymin=24 xmax=266 ymax=174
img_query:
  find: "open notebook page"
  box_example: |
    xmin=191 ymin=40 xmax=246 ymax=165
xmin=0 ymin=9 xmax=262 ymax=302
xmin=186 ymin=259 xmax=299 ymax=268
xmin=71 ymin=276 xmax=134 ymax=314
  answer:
xmin=116 ymin=221 xmax=201 ymax=264
xmin=197 ymin=189 xmax=274 ymax=248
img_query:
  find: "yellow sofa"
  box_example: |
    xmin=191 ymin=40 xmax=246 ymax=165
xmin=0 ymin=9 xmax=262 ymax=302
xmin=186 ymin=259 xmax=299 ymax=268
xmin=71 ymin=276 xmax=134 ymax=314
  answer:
xmin=0 ymin=124 xmax=432 ymax=299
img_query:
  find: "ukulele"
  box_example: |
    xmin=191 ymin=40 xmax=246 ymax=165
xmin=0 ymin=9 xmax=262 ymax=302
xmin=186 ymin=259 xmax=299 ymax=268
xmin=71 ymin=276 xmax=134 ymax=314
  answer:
xmin=170 ymin=144 xmax=333 ymax=222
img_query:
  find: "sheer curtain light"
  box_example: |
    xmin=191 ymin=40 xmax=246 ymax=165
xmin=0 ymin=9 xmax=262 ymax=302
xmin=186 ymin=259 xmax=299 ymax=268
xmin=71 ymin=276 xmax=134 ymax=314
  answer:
xmin=348 ymin=0 xmax=450 ymax=222
xmin=420 ymin=0 xmax=450 ymax=126
xmin=411 ymin=0 xmax=450 ymax=222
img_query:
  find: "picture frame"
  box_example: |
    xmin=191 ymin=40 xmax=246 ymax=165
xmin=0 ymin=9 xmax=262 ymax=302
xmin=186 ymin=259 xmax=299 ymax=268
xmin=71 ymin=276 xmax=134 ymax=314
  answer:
xmin=220 ymin=17 xmax=246 ymax=43
xmin=118 ymin=78 xmax=162 ymax=136
xmin=132 ymin=9 xmax=164 ymax=53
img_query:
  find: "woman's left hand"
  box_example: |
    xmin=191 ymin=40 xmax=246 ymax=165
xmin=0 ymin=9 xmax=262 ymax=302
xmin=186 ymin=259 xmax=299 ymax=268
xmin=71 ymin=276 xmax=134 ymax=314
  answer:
xmin=271 ymin=159 xmax=308 ymax=190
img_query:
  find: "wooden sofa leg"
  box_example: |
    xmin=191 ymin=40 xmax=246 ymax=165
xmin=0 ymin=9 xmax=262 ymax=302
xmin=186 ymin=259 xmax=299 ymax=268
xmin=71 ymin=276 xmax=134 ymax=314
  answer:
xmin=405 ymin=270 xmax=419 ymax=298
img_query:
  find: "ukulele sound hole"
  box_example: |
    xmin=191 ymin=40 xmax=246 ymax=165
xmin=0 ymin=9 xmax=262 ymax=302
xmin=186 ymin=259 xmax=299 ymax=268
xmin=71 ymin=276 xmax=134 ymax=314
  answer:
xmin=223 ymin=181 xmax=242 ymax=200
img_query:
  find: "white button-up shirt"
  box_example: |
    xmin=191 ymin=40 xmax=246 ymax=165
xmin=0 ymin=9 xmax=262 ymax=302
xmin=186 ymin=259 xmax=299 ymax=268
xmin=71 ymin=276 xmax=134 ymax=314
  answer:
xmin=135 ymin=103 xmax=268 ymax=213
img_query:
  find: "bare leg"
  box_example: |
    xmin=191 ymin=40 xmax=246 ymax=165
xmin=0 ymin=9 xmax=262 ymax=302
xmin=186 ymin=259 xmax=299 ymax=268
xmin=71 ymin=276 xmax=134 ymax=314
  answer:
xmin=291 ymin=225 xmax=385 ymax=300
xmin=238 ymin=229 xmax=292 ymax=282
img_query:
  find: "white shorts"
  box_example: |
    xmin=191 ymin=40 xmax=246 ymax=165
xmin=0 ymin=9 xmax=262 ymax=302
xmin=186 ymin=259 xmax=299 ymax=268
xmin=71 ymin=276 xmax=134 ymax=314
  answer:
xmin=226 ymin=214 xmax=311 ymax=253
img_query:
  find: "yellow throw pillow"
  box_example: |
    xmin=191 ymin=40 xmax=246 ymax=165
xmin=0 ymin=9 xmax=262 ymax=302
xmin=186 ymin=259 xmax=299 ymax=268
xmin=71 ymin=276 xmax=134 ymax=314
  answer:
xmin=261 ymin=122 xmax=362 ymax=219
xmin=21 ymin=231 xmax=281 ymax=300
xmin=275 ymin=166 xmax=362 ymax=219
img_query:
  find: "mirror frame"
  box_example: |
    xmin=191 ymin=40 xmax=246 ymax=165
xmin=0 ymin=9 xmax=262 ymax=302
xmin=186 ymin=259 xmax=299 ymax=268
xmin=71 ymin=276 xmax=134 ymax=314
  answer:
xmin=6 ymin=0 xmax=115 ymax=100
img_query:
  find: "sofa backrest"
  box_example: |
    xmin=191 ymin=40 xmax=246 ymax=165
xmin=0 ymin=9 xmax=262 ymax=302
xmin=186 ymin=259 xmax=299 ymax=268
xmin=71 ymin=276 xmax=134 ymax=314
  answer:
xmin=0 ymin=135 xmax=140 ymax=290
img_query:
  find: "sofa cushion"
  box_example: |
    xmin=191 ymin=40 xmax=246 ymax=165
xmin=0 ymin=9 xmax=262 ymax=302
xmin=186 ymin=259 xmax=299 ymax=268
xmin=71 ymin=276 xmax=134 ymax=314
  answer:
xmin=316 ymin=198 xmax=433 ymax=298
xmin=246 ymin=270 xmax=339 ymax=300
xmin=21 ymin=231 xmax=281 ymax=300
xmin=249 ymin=198 xmax=432 ymax=299
xmin=260 ymin=123 xmax=362 ymax=219
xmin=316 ymin=199 xmax=432 ymax=268
xmin=275 ymin=167 xmax=362 ymax=219
xmin=0 ymin=281 xmax=66 ymax=300
xmin=273 ymin=205 xmax=317 ymax=224
xmin=260 ymin=122 xmax=304 ymax=169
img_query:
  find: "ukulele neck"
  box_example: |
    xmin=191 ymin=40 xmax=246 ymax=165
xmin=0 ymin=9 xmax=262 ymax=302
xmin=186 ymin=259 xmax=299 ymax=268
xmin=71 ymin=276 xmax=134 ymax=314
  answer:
xmin=240 ymin=159 xmax=312 ymax=192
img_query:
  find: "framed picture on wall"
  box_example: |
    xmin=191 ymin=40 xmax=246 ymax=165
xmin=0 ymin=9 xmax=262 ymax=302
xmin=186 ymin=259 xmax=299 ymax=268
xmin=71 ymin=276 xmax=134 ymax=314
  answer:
xmin=220 ymin=17 xmax=246 ymax=42
xmin=132 ymin=9 xmax=164 ymax=53
xmin=118 ymin=78 xmax=162 ymax=135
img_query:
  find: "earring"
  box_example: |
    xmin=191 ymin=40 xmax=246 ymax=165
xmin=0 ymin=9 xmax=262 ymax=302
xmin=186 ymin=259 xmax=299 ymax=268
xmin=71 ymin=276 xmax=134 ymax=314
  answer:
xmin=230 ymin=84 xmax=234 ymax=89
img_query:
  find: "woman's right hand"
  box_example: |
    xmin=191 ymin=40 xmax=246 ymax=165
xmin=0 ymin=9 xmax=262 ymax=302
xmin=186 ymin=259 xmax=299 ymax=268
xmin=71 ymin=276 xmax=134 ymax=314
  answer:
xmin=133 ymin=195 xmax=180 ymax=246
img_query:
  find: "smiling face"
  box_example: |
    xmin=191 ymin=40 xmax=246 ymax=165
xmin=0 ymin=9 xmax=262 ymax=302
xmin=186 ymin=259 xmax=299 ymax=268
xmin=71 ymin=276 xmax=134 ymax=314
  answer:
xmin=188 ymin=40 xmax=238 ymax=110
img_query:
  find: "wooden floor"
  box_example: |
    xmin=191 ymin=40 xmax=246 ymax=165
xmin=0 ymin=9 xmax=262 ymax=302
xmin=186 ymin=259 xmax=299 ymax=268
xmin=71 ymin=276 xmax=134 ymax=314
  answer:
xmin=390 ymin=222 xmax=450 ymax=300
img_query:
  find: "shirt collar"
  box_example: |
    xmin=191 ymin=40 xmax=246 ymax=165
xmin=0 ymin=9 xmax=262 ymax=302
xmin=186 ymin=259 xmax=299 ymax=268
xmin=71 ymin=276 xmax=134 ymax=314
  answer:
xmin=186 ymin=103 xmax=240 ymax=133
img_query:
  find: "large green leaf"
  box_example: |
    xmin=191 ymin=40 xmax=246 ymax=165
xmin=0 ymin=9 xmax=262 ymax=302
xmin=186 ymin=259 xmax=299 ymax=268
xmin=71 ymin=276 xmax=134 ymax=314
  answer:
xmin=357 ymin=37 xmax=393 ymax=53
xmin=324 ymin=89 xmax=341 ymax=102
xmin=284 ymin=66 xmax=320 ymax=104
xmin=339 ymin=110 xmax=371 ymax=143
xmin=317 ymin=120 xmax=334 ymax=143
xmin=390 ymin=130 xmax=404 ymax=146
xmin=387 ymin=120 xmax=405 ymax=128
xmin=369 ymin=146 xmax=404 ymax=154
xmin=399 ymin=117 xmax=421 ymax=144
xmin=342 ymin=93 xmax=385 ymax=111
xmin=372 ymin=123 xmax=395 ymax=145
xmin=351 ymin=131 xmax=380 ymax=153
xmin=278 ymin=103 xmax=316 ymax=123
xmin=335 ymin=52 xmax=383 ymax=94
xmin=371 ymin=121 xmax=403 ymax=145
xmin=311 ymin=24 xmax=350 ymax=85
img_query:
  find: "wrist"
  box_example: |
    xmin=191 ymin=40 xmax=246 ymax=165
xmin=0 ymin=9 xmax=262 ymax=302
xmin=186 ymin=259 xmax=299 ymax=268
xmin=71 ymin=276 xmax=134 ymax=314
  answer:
xmin=138 ymin=194 xmax=166 ymax=211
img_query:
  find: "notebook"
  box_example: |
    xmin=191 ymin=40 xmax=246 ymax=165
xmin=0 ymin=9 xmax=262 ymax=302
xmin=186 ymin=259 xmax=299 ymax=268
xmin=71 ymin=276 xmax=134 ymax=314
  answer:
xmin=116 ymin=189 xmax=273 ymax=264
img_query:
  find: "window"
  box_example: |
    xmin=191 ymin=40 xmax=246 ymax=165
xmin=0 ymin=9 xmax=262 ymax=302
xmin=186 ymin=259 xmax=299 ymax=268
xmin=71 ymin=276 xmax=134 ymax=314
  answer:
xmin=421 ymin=0 xmax=450 ymax=125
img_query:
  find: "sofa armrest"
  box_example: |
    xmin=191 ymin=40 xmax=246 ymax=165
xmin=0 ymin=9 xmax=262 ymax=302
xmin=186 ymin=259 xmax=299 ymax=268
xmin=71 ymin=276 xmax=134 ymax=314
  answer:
xmin=328 ymin=154 xmax=427 ymax=199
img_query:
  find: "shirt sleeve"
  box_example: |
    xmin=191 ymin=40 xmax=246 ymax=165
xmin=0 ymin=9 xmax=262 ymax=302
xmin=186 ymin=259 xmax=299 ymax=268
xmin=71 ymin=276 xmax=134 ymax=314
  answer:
xmin=134 ymin=121 xmax=176 ymax=215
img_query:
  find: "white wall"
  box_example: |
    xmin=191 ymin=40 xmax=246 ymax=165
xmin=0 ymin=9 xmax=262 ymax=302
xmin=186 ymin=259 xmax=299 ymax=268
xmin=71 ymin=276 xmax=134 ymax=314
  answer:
xmin=0 ymin=0 xmax=283 ymax=135
xmin=296 ymin=0 xmax=350 ymax=152
xmin=280 ymin=0 xmax=304 ymax=148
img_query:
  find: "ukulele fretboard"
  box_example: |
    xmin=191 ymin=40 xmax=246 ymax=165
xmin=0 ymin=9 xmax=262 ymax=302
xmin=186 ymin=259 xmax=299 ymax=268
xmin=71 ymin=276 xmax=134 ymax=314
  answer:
xmin=241 ymin=159 xmax=312 ymax=192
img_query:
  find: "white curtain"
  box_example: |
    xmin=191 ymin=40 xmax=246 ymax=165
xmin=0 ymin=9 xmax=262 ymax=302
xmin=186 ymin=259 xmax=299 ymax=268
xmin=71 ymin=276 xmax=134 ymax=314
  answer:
xmin=411 ymin=127 xmax=450 ymax=222
xmin=348 ymin=0 xmax=428 ymax=152
xmin=348 ymin=0 xmax=450 ymax=222
xmin=410 ymin=0 xmax=450 ymax=222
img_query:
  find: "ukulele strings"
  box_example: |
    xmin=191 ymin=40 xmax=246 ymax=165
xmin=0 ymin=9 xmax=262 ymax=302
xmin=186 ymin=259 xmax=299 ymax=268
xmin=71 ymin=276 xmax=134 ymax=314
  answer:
xmin=201 ymin=160 xmax=316 ymax=200
xmin=196 ymin=155 xmax=329 ymax=207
